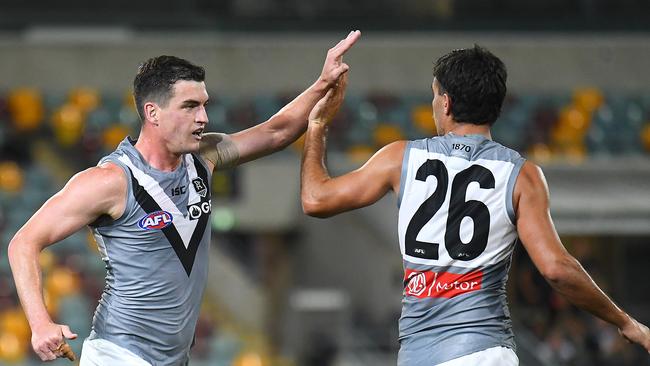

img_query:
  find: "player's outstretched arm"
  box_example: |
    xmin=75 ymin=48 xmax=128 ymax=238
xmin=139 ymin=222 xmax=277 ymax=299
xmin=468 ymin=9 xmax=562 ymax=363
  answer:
xmin=199 ymin=30 xmax=361 ymax=170
xmin=300 ymin=73 xmax=403 ymax=217
xmin=7 ymin=163 xmax=126 ymax=361
xmin=515 ymin=161 xmax=650 ymax=353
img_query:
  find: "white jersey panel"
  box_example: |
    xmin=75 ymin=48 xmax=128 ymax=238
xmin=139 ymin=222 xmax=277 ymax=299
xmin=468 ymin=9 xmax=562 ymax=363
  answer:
xmin=398 ymin=151 xmax=518 ymax=269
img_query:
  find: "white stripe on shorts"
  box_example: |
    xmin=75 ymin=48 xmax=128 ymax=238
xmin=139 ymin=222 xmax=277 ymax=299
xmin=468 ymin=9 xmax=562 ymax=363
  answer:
xmin=436 ymin=346 xmax=518 ymax=366
xmin=80 ymin=338 xmax=152 ymax=366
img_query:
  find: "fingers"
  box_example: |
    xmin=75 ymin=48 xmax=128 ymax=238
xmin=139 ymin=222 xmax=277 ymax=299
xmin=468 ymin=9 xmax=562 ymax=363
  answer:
xmin=322 ymin=88 xmax=336 ymax=101
xmin=44 ymin=342 xmax=76 ymax=362
xmin=61 ymin=325 xmax=78 ymax=340
xmin=329 ymin=63 xmax=350 ymax=80
xmin=330 ymin=30 xmax=361 ymax=58
xmin=337 ymin=72 xmax=349 ymax=89
xmin=34 ymin=336 xmax=62 ymax=361
xmin=35 ymin=343 xmax=58 ymax=361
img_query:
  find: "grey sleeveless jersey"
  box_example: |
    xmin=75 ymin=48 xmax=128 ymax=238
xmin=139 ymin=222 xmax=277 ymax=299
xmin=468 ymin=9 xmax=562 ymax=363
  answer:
xmin=396 ymin=134 xmax=525 ymax=365
xmin=88 ymin=138 xmax=212 ymax=366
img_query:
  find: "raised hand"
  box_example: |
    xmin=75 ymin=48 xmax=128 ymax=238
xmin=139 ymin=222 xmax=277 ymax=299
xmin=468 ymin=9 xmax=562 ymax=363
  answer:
xmin=319 ymin=30 xmax=361 ymax=87
xmin=309 ymin=73 xmax=348 ymax=126
xmin=31 ymin=322 xmax=77 ymax=361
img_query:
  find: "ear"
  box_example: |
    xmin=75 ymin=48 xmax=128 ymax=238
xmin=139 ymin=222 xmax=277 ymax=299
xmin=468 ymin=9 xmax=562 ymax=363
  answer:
xmin=443 ymin=94 xmax=452 ymax=116
xmin=143 ymin=102 xmax=159 ymax=126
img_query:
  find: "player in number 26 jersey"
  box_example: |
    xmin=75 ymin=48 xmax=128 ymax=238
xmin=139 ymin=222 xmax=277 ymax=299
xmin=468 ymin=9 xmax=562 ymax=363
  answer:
xmin=301 ymin=44 xmax=650 ymax=366
xmin=397 ymin=134 xmax=524 ymax=365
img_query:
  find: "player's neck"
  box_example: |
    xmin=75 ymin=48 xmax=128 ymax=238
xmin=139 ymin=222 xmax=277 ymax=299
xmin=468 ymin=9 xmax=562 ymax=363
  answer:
xmin=444 ymin=122 xmax=492 ymax=139
xmin=134 ymin=134 xmax=182 ymax=172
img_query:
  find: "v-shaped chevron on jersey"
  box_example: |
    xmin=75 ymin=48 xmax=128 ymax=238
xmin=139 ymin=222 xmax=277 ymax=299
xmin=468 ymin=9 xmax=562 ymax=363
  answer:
xmin=119 ymin=154 xmax=210 ymax=276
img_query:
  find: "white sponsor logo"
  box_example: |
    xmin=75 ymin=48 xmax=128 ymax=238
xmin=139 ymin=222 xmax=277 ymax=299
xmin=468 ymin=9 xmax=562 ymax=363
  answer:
xmin=187 ymin=200 xmax=212 ymax=220
xmin=406 ymin=272 xmax=427 ymax=296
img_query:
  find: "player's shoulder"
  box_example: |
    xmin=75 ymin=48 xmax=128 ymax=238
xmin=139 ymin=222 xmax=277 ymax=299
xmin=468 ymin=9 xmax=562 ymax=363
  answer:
xmin=370 ymin=140 xmax=408 ymax=167
xmin=518 ymin=161 xmax=546 ymax=183
xmin=515 ymin=161 xmax=550 ymax=200
xmin=67 ymin=162 xmax=127 ymax=195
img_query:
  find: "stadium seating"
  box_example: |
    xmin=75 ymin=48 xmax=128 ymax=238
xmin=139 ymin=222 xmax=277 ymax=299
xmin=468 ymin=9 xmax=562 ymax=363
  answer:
xmin=0 ymin=86 xmax=649 ymax=365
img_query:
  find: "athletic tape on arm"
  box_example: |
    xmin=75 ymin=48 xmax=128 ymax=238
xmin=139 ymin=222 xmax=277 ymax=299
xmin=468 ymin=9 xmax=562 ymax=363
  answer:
xmin=199 ymin=133 xmax=240 ymax=169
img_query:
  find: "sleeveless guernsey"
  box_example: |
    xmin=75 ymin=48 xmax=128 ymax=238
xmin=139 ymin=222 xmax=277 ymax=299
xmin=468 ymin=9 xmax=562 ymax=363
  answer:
xmin=397 ymin=134 xmax=525 ymax=365
xmin=88 ymin=138 xmax=212 ymax=366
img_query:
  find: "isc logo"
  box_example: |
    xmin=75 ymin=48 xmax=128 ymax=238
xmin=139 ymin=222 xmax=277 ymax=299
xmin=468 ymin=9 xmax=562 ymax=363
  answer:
xmin=138 ymin=210 xmax=174 ymax=230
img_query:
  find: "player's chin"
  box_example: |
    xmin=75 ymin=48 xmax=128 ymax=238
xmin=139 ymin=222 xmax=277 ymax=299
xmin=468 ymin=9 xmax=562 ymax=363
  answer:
xmin=180 ymin=139 xmax=201 ymax=154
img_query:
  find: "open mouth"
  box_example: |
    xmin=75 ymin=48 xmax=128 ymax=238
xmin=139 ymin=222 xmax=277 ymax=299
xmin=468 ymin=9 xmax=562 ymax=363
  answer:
xmin=192 ymin=128 xmax=204 ymax=139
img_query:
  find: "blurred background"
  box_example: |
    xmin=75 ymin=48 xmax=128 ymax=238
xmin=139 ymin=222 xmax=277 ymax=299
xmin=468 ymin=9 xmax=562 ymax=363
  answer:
xmin=1 ymin=1 xmax=650 ymax=365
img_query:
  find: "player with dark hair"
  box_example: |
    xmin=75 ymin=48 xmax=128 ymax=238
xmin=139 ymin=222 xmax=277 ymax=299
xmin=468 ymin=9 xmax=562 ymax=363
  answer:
xmin=8 ymin=30 xmax=360 ymax=365
xmin=301 ymin=45 xmax=650 ymax=365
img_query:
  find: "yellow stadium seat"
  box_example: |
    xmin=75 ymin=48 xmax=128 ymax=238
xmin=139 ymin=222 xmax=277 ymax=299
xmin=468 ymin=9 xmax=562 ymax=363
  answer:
xmin=233 ymin=350 xmax=268 ymax=366
xmin=564 ymin=143 xmax=587 ymax=164
xmin=7 ymin=88 xmax=44 ymax=132
xmin=0 ymin=161 xmax=24 ymax=193
xmin=373 ymin=123 xmax=404 ymax=147
xmin=43 ymin=288 xmax=58 ymax=315
xmin=527 ymin=143 xmax=553 ymax=164
xmin=411 ymin=104 xmax=436 ymax=133
xmin=551 ymin=105 xmax=590 ymax=157
xmin=69 ymin=87 xmax=101 ymax=113
xmin=39 ymin=250 xmax=56 ymax=273
xmin=346 ymin=144 xmax=376 ymax=164
xmin=102 ymin=124 xmax=131 ymax=150
xmin=45 ymin=266 xmax=81 ymax=299
xmin=52 ymin=103 xmax=85 ymax=147
xmin=558 ymin=105 xmax=590 ymax=133
xmin=572 ymin=87 xmax=604 ymax=113
xmin=0 ymin=332 xmax=27 ymax=364
xmin=1 ymin=308 xmax=30 ymax=343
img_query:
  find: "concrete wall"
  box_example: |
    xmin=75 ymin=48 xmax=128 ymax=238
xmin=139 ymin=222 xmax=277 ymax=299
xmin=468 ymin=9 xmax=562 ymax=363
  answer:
xmin=1 ymin=30 xmax=649 ymax=95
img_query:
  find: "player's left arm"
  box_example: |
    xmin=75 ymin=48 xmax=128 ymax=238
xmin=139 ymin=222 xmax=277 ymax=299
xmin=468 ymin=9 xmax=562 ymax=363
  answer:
xmin=515 ymin=162 xmax=650 ymax=352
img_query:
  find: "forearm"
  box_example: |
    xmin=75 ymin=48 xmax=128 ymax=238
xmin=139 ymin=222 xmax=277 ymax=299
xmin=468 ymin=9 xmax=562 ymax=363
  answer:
xmin=8 ymin=236 xmax=53 ymax=329
xmin=301 ymin=122 xmax=332 ymax=215
xmin=545 ymin=255 xmax=628 ymax=328
xmin=266 ymin=79 xmax=329 ymax=145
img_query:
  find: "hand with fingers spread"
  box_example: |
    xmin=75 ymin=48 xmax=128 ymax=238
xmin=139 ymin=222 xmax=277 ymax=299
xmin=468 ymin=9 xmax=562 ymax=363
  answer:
xmin=31 ymin=322 xmax=77 ymax=361
xmin=309 ymin=73 xmax=348 ymax=127
xmin=319 ymin=30 xmax=361 ymax=87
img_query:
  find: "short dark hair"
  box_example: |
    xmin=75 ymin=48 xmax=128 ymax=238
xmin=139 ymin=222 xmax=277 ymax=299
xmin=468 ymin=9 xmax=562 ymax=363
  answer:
xmin=133 ymin=55 xmax=205 ymax=120
xmin=433 ymin=45 xmax=507 ymax=125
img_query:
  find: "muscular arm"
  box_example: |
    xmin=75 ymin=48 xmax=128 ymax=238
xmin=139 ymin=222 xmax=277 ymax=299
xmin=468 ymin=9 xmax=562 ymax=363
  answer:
xmin=301 ymin=128 xmax=404 ymax=217
xmin=200 ymin=31 xmax=361 ymax=170
xmin=515 ymin=162 xmax=650 ymax=351
xmin=8 ymin=163 xmax=126 ymax=360
xmin=300 ymin=68 xmax=403 ymax=217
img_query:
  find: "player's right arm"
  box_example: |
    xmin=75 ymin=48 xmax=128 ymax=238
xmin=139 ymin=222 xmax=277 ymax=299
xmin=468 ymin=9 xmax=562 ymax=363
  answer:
xmin=300 ymin=74 xmax=403 ymax=217
xmin=199 ymin=31 xmax=361 ymax=172
xmin=7 ymin=163 xmax=127 ymax=361
xmin=514 ymin=161 xmax=650 ymax=352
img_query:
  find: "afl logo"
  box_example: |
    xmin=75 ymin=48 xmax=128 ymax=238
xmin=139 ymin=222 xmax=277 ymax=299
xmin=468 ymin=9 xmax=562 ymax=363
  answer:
xmin=138 ymin=210 xmax=174 ymax=230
